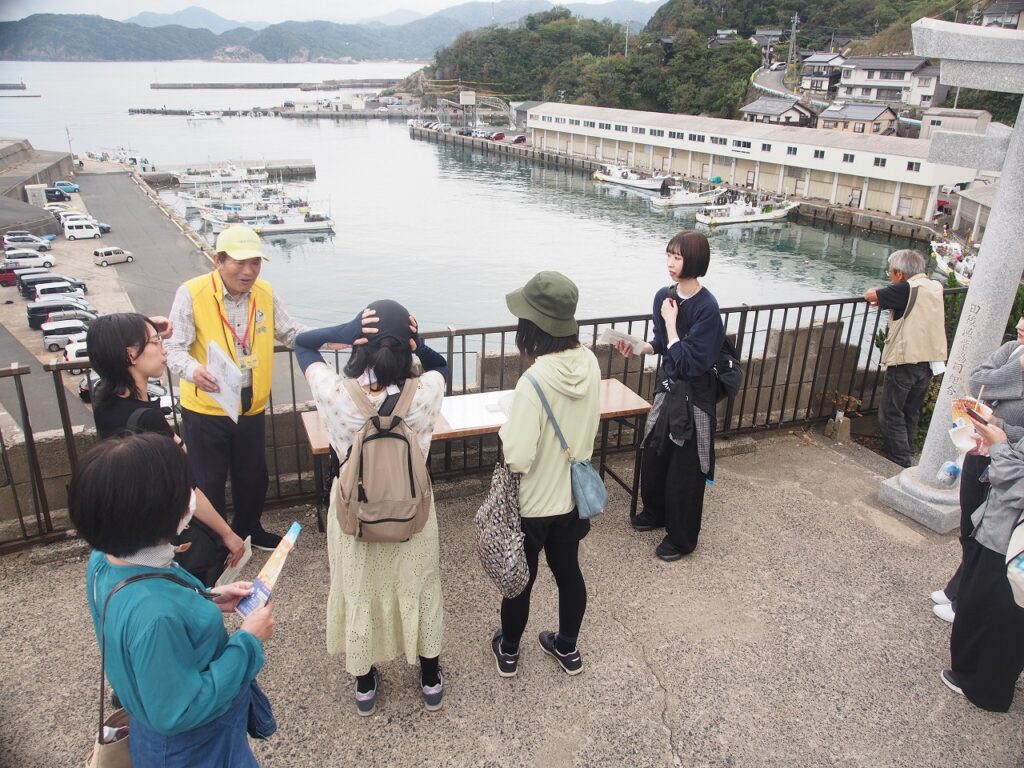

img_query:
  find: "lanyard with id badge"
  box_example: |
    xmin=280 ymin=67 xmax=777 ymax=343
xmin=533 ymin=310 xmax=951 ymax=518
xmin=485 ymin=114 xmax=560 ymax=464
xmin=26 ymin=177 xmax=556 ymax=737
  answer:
xmin=213 ymin=273 xmax=259 ymax=372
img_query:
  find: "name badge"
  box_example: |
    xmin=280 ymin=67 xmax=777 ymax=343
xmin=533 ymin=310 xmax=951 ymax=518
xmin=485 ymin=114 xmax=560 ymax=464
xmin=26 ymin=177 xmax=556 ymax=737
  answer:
xmin=238 ymin=354 xmax=259 ymax=371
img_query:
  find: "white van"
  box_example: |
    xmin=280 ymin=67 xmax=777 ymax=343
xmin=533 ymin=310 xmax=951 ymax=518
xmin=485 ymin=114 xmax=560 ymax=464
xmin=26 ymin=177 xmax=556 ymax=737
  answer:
xmin=3 ymin=252 xmax=56 ymax=269
xmin=34 ymin=281 xmax=86 ymax=302
xmin=65 ymin=221 xmax=101 ymax=240
xmin=42 ymin=320 xmax=88 ymax=352
xmin=93 ymin=247 xmax=133 ymax=267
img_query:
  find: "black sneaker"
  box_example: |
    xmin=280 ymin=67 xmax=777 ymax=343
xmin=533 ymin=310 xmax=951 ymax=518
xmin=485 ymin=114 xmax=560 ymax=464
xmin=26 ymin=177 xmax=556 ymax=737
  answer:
xmin=490 ymin=630 xmax=519 ymax=677
xmin=538 ymin=631 xmax=583 ymax=675
xmin=355 ymin=666 xmax=380 ymax=717
xmin=250 ymin=528 xmax=282 ymax=552
xmin=631 ymin=510 xmax=663 ymax=532
xmin=940 ymin=669 xmax=965 ymax=697
xmin=655 ymin=538 xmax=685 ymax=562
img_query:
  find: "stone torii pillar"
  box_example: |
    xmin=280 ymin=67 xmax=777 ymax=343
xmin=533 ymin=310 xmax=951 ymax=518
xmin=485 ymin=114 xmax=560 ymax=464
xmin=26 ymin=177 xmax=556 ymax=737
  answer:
xmin=879 ymin=18 xmax=1024 ymax=532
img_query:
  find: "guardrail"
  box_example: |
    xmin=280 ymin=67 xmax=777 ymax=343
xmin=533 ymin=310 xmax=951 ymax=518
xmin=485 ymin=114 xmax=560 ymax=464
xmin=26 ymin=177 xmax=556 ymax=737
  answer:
xmin=0 ymin=289 xmax=969 ymax=551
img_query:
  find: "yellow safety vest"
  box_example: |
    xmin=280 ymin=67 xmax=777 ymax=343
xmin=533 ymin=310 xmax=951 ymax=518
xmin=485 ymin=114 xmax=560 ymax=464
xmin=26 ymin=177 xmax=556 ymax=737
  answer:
xmin=179 ymin=271 xmax=275 ymax=417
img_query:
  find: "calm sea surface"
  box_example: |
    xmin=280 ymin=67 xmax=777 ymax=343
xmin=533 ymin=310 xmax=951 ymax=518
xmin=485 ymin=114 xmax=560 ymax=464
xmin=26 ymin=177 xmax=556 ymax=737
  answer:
xmin=0 ymin=61 xmax=908 ymax=330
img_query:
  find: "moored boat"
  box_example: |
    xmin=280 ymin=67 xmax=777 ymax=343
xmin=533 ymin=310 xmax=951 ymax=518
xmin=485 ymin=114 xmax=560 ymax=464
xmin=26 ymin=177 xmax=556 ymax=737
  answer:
xmin=695 ymin=199 xmax=798 ymax=226
xmin=186 ymin=111 xmax=223 ymax=122
xmin=931 ymin=240 xmax=974 ymax=284
xmin=651 ymin=186 xmax=728 ymax=209
xmin=592 ymin=165 xmax=670 ymax=191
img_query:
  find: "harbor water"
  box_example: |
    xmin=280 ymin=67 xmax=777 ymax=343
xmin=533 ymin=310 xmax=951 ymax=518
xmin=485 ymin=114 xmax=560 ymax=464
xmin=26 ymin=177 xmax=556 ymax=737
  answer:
xmin=0 ymin=61 xmax=912 ymax=330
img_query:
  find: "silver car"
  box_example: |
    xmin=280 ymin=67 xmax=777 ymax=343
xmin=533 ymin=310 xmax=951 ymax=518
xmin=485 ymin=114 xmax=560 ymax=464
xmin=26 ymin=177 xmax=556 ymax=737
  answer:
xmin=41 ymin=319 xmax=89 ymax=352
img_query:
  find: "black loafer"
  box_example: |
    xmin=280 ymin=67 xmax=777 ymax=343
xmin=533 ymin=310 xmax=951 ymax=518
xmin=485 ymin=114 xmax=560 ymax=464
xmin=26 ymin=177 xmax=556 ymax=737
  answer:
xmin=631 ymin=511 xmax=663 ymax=532
xmin=655 ymin=539 xmax=685 ymax=562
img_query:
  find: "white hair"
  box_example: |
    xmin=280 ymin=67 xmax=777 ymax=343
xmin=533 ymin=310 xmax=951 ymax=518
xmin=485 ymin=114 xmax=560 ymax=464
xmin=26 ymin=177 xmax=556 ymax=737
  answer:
xmin=888 ymin=249 xmax=927 ymax=276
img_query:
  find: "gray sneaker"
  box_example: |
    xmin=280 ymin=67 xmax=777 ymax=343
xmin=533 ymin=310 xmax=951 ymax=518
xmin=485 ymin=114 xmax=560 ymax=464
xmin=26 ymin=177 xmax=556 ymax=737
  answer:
xmin=491 ymin=630 xmax=519 ymax=677
xmin=354 ymin=667 xmax=380 ymax=716
xmin=538 ymin=631 xmax=583 ymax=675
xmin=422 ymin=667 xmax=444 ymax=711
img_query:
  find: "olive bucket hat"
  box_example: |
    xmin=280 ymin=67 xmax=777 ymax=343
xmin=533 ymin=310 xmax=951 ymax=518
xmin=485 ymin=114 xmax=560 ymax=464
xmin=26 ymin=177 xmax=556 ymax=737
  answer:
xmin=505 ymin=271 xmax=579 ymax=337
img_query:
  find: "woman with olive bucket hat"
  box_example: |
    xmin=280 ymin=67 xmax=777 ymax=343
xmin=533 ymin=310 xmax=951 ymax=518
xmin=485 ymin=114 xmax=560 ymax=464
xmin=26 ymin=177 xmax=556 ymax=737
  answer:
xmin=293 ymin=300 xmax=449 ymax=716
xmin=490 ymin=271 xmax=601 ymax=678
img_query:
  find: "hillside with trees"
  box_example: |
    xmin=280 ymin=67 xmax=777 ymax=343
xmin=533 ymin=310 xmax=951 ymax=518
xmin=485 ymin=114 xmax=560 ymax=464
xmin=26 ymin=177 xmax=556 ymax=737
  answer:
xmin=425 ymin=8 xmax=761 ymax=116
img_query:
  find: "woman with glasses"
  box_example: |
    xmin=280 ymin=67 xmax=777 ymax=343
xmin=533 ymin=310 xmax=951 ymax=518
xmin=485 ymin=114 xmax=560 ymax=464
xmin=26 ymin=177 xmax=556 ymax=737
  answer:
xmin=87 ymin=313 xmax=244 ymax=585
xmin=615 ymin=230 xmax=725 ymax=561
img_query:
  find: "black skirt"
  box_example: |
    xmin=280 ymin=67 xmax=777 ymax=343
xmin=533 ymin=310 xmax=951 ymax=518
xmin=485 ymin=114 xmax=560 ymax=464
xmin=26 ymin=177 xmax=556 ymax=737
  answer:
xmin=950 ymin=537 xmax=1024 ymax=712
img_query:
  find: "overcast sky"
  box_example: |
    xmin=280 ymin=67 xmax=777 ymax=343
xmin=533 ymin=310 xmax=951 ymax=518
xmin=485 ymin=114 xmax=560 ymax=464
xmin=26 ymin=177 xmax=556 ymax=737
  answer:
xmin=0 ymin=0 xmax=662 ymax=23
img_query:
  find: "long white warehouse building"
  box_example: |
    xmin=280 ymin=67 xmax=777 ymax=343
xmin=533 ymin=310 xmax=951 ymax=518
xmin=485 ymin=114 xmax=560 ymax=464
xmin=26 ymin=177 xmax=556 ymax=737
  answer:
xmin=525 ymin=102 xmax=978 ymax=221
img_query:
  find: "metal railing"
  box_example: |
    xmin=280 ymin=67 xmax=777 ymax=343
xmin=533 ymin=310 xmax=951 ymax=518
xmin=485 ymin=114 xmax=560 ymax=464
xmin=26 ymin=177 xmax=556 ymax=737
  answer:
xmin=0 ymin=288 xmax=969 ymax=550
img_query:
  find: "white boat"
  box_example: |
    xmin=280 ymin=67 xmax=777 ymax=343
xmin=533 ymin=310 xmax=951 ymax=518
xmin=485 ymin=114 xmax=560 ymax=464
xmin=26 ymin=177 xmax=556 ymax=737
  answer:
xmin=931 ymin=240 xmax=974 ymax=284
xmin=651 ymin=186 xmax=728 ymax=209
xmin=255 ymin=212 xmax=334 ymax=236
xmin=186 ymin=111 xmax=223 ymax=122
xmin=175 ymin=165 xmax=269 ymax=187
xmin=695 ymin=199 xmax=799 ymax=226
xmin=592 ymin=165 xmax=670 ymax=191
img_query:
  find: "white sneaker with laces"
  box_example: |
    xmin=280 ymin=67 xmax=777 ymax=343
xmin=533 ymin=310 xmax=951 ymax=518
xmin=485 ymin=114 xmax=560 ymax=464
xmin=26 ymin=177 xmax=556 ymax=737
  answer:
xmin=930 ymin=590 xmax=951 ymax=606
xmin=933 ymin=603 xmax=955 ymax=623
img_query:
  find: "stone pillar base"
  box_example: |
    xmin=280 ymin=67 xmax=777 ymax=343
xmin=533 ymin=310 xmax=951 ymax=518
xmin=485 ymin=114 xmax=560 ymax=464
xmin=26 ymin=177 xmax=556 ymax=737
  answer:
xmin=878 ymin=466 xmax=959 ymax=534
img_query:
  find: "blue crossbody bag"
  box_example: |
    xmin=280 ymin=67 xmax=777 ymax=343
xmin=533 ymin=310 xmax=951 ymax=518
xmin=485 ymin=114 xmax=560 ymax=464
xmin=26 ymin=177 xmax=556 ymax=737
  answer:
xmin=524 ymin=373 xmax=608 ymax=520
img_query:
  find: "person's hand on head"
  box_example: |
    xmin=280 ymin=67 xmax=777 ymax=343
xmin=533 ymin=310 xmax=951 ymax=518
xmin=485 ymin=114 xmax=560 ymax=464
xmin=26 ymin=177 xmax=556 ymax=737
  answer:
xmin=354 ymin=308 xmax=378 ymax=346
xmin=149 ymin=316 xmax=174 ymax=339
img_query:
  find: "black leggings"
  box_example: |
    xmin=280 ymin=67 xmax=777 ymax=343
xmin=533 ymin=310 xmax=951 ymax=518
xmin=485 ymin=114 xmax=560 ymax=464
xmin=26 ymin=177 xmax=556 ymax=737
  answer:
xmin=500 ymin=512 xmax=588 ymax=648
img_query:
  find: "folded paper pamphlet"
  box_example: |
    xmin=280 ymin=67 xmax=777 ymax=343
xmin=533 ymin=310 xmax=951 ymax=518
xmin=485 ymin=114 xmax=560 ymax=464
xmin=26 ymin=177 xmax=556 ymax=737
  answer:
xmin=206 ymin=341 xmax=243 ymax=423
xmin=214 ymin=536 xmax=252 ymax=588
xmin=236 ymin=522 xmax=301 ymax=617
xmin=597 ymin=328 xmax=646 ymax=355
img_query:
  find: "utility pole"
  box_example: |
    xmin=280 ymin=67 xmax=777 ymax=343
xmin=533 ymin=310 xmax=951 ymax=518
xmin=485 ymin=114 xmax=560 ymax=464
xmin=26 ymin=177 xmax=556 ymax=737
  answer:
xmin=65 ymin=125 xmax=74 ymax=162
xmin=786 ymin=13 xmax=800 ymax=87
xmin=624 ymin=22 xmax=629 ymax=57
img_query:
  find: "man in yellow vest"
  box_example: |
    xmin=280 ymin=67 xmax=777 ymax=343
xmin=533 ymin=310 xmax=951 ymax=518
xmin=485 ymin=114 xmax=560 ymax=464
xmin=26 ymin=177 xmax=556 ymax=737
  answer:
xmin=166 ymin=226 xmax=306 ymax=550
xmin=865 ymin=249 xmax=948 ymax=468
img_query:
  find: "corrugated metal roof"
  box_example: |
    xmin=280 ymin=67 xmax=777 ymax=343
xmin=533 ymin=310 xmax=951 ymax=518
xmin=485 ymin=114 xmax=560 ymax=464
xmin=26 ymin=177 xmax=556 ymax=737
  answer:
xmin=740 ymin=97 xmax=808 ymax=117
xmin=983 ymin=0 xmax=1024 ymax=14
xmin=819 ymin=103 xmax=895 ymax=121
xmin=529 ymin=102 xmax=934 ymax=159
xmin=842 ymin=56 xmax=926 ymax=71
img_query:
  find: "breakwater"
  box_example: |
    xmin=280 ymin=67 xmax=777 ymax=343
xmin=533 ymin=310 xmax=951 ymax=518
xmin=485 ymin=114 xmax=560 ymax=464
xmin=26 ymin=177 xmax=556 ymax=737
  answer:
xmin=0 ymin=82 xmax=26 ymax=90
xmin=150 ymin=78 xmax=401 ymax=90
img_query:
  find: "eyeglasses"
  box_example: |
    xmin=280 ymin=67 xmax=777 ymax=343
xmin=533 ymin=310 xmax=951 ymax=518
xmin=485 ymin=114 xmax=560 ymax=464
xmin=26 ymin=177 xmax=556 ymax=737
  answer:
xmin=146 ymin=336 xmax=164 ymax=347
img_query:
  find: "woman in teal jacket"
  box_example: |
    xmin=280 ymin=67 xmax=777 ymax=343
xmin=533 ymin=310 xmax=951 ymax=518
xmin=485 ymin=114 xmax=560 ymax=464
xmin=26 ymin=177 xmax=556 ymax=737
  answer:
xmin=74 ymin=433 xmax=275 ymax=766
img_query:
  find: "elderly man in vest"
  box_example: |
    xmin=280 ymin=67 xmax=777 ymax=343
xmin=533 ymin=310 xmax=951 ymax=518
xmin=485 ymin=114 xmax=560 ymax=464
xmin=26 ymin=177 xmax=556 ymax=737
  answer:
xmin=865 ymin=249 xmax=948 ymax=468
xmin=167 ymin=226 xmax=306 ymax=551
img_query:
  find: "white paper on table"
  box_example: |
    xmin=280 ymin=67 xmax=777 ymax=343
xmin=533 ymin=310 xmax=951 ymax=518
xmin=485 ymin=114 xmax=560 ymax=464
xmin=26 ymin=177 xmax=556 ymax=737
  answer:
xmin=597 ymin=327 xmax=646 ymax=355
xmin=205 ymin=341 xmax=243 ymax=423
xmin=215 ymin=536 xmax=252 ymax=587
xmin=440 ymin=390 xmax=514 ymax=431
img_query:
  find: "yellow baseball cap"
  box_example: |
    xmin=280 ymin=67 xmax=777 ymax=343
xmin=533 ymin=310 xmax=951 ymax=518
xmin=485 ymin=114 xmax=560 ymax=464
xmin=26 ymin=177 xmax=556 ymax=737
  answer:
xmin=215 ymin=225 xmax=268 ymax=261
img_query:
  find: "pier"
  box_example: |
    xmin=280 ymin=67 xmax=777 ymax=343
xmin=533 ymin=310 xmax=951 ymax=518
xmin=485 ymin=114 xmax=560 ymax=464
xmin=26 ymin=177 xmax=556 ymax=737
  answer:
xmin=150 ymin=78 xmax=401 ymax=90
xmin=129 ymin=107 xmax=421 ymax=120
xmin=0 ymin=82 xmax=26 ymax=90
xmin=141 ymin=158 xmax=317 ymax=187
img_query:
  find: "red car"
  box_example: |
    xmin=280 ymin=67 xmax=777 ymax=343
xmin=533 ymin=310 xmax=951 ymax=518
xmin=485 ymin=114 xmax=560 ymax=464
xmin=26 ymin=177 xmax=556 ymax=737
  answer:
xmin=488 ymin=132 xmax=505 ymax=141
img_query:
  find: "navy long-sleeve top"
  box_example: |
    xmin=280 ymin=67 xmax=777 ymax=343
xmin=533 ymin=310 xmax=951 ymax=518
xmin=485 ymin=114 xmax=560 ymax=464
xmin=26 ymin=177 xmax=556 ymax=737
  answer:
xmin=649 ymin=285 xmax=725 ymax=381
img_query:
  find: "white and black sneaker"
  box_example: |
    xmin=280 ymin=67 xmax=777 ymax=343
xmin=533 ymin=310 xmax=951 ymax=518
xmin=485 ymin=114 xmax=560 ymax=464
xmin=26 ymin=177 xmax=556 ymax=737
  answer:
xmin=490 ymin=630 xmax=519 ymax=677
xmin=538 ymin=631 xmax=583 ymax=675
xmin=940 ymin=669 xmax=965 ymax=698
xmin=354 ymin=667 xmax=380 ymax=716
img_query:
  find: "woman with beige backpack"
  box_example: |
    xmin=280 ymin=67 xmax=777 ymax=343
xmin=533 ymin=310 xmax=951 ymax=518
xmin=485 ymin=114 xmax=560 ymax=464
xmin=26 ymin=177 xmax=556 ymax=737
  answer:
xmin=293 ymin=300 xmax=449 ymax=716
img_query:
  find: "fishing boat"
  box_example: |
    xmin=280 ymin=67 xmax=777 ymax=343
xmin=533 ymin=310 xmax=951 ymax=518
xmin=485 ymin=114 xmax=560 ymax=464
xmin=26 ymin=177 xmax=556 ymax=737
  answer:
xmin=255 ymin=212 xmax=334 ymax=236
xmin=175 ymin=165 xmax=269 ymax=187
xmin=695 ymin=199 xmax=798 ymax=226
xmin=186 ymin=111 xmax=223 ymax=122
xmin=592 ymin=165 xmax=670 ymax=191
xmin=651 ymin=186 xmax=728 ymax=209
xmin=931 ymin=240 xmax=974 ymax=284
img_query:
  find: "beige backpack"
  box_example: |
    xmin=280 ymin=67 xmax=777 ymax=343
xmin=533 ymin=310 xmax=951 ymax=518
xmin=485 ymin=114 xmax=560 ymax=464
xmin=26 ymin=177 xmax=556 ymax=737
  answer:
xmin=334 ymin=378 xmax=432 ymax=542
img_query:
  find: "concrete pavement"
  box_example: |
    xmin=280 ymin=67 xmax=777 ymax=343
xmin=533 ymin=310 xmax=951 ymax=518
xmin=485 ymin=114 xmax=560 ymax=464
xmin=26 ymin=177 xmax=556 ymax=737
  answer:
xmin=1 ymin=432 xmax=1021 ymax=767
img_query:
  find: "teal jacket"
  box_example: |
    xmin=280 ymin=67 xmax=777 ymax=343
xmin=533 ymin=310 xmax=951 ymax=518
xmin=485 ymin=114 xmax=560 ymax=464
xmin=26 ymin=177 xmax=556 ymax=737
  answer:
xmin=86 ymin=550 xmax=264 ymax=736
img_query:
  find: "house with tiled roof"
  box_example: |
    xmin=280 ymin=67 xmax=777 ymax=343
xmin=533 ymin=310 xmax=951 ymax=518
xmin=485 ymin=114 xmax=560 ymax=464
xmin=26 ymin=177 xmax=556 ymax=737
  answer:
xmin=838 ymin=56 xmax=948 ymax=107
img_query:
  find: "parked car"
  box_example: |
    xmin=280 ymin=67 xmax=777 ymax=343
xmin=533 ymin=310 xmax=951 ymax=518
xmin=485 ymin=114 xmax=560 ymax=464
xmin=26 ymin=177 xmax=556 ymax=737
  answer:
xmin=45 ymin=308 xmax=98 ymax=325
xmin=93 ymin=247 xmax=133 ymax=266
xmin=472 ymin=129 xmax=490 ymax=138
xmin=42 ymin=320 xmax=88 ymax=352
xmin=3 ymin=251 xmax=56 ymax=269
xmin=64 ymin=221 xmax=101 ymax=240
xmin=79 ymin=372 xmax=178 ymax=415
xmin=12 ymin=267 xmax=51 ymax=289
xmin=44 ymin=187 xmax=70 ymax=203
xmin=456 ymin=127 xmax=473 ymax=136
xmin=487 ymin=131 xmax=506 ymax=141
xmin=60 ymin=213 xmax=111 ymax=233
xmin=20 ymin=273 xmax=87 ymax=298
xmin=63 ymin=339 xmax=90 ymax=374
xmin=53 ymin=180 xmax=80 ymax=193
xmin=34 ymin=281 xmax=86 ymax=302
xmin=44 ymin=203 xmax=75 ymax=214
xmin=3 ymin=233 xmax=52 ymax=251
xmin=376 ymin=106 xmax=389 ymax=113
xmin=770 ymin=62 xmax=786 ymax=71
xmin=0 ymin=265 xmax=44 ymax=287
xmin=27 ymin=297 xmax=94 ymax=329
xmin=512 ymin=134 xmax=527 ymax=144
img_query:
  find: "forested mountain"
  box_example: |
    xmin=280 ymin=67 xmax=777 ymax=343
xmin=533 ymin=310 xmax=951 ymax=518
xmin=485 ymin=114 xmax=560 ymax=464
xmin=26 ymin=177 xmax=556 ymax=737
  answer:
xmin=124 ymin=7 xmax=268 ymax=33
xmin=426 ymin=8 xmax=760 ymax=116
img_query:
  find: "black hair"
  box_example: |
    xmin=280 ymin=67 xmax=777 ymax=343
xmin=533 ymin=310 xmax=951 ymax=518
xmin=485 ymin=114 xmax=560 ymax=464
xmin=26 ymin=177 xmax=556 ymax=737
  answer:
xmin=86 ymin=313 xmax=152 ymax=405
xmin=69 ymin=432 xmax=192 ymax=556
xmin=666 ymin=230 xmax=711 ymax=278
xmin=343 ymin=338 xmax=414 ymax=390
xmin=515 ymin=318 xmax=579 ymax=360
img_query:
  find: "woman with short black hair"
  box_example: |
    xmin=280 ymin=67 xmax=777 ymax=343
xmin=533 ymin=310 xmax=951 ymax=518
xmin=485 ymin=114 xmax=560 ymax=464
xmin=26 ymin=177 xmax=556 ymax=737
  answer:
xmin=86 ymin=313 xmax=244 ymax=586
xmin=489 ymin=271 xmax=601 ymax=678
xmin=75 ymin=432 xmax=274 ymax=766
xmin=293 ymin=300 xmax=450 ymax=716
xmin=616 ymin=229 xmax=725 ymax=561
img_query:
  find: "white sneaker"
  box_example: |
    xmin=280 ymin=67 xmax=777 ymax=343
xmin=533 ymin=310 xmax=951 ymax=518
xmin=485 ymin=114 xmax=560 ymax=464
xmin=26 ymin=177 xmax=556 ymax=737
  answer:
xmin=933 ymin=603 xmax=955 ymax=623
xmin=930 ymin=590 xmax=951 ymax=606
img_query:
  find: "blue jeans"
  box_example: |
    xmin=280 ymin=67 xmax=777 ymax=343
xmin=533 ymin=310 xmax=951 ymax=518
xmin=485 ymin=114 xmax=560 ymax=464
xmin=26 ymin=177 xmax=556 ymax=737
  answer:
xmin=129 ymin=684 xmax=259 ymax=767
